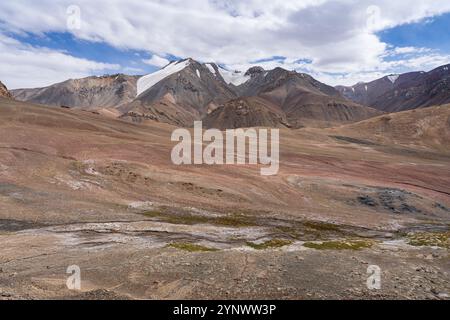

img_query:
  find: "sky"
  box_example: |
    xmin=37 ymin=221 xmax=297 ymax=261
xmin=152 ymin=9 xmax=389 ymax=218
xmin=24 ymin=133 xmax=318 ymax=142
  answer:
xmin=0 ymin=0 xmax=450 ymax=89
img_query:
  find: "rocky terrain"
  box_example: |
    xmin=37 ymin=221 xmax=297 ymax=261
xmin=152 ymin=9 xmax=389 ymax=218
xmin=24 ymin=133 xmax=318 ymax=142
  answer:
xmin=337 ymin=64 xmax=450 ymax=112
xmin=203 ymin=97 xmax=291 ymax=129
xmin=0 ymin=97 xmax=448 ymax=300
xmin=0 ymin=81 xmax=12 ymax=99
xmin=12 ymin=74 xmax=140 ymax=110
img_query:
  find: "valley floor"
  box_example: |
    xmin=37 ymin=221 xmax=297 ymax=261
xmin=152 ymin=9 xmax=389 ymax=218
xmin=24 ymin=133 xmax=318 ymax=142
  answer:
xmin=0 ymin=98 xmax=449 ymax=300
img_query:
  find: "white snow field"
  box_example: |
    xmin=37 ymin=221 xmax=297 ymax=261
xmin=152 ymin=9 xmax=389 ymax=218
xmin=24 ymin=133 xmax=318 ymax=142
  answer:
xmin=137 ymin=60 xmax=191 ymax=97
xmin=205 ymin=63 xmax=250 ymax=86
xmin=387 ymin=74 xmax=400 ymax=84
xmin=217 ymin=66 xmax=250 ymax=86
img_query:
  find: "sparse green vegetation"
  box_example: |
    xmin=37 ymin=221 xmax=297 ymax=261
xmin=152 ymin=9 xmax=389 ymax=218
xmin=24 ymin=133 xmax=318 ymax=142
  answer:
xmin=246 ymin=239 xmax=293 ymax=250
xmin=303 ymin=221 xmax=341 ymax=232
xmin=214 ymin=215 xmax=256 ymax=227
xmin=303 ymin=240 xmax=373 ymax=250
xmin=331 ymin=136 xmax=378 ymax=146
xmin=168 ymin=242 xmax=218 ymax=252
xmin=141 ymin=210 xmax=165 ymax=218
xmin=72 ymin=161 xmax=85 ymax=171
xmin=140 ymin=211 xmax=257 ymax=228
xmin=407 ymin=232 xmax=449 ymax=248
xmin=275 ymin=221 xmax=347 ymax=241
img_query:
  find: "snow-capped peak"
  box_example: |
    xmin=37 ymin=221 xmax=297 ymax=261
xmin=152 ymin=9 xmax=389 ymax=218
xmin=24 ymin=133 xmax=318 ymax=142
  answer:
xmin=137 ymin=59 xmax=191 ymax=97
xmin=387 ymin=74 xmax=399 ymax=84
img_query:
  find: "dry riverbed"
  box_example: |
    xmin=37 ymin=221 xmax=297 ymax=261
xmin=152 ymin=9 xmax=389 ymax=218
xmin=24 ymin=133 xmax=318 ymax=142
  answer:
xmin=1 ymin=206 xmax=449 ymax=300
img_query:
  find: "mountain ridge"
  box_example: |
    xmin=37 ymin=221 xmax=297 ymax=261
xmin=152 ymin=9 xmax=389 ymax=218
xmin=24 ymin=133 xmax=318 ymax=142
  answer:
xmin=121 ymin=58 xmax=379 ymax=128
xmin=12 ymin=74 xmax=140 ymax=110
xmin=336 ymin=64 xmax=450 ymax=112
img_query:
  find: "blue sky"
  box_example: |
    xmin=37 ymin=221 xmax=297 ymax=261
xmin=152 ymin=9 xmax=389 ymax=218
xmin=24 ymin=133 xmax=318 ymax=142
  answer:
xmin=0 ymin=1 xmax=449 ymax=88
xmin=9 ymin=31 xmax=158 ymax=76
xmin=379 ymin=13 xmax=450 ymax=53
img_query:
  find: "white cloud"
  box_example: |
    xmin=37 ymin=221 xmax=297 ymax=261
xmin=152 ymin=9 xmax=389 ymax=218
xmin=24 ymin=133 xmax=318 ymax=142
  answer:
xmin=0 ymin=34 xmax=120 ymax=89
xmin=143 ymin=55 xmax=170 ymax=67
xmin=0 ymin=0 xmax=450 ymax=87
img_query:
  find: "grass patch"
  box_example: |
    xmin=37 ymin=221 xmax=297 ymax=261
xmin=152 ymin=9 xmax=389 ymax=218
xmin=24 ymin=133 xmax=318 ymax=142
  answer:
xmin=246 ymin=239 xmax=293 ymax=250
xmin=331 ymin=136 xmax=378 ymax=146
xmin=303 ymin=221 xmax=341 ymax=232
xmin=274 ymin=221 xmax=347 ymax=241
xmin=214 ymin=215 xmax=256 ymax=228
xmin=141 ymin=211 xmax=256 ymax=228
xmin=303 ymin=240 xmax=373 ymax=250
xmin=407 ymin=232 xmax=449 ymax=248
xmin=168 ymin=242 xmax=218 ymax=252
xmin=141 ymin=210 xmax=165 ymax=218
xmin=72 ymin=161 xmax=86 ymax=171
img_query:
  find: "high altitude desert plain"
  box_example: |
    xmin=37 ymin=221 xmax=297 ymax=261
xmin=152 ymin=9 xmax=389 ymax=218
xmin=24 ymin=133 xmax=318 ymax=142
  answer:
xmin=0 ymin=57 xmax=449 ymax=300
xmin=0 ymin=94 xmax=449 ymax=299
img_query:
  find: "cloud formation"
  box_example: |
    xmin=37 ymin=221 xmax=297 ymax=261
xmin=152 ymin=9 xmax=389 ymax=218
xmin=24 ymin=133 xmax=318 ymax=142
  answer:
xmin=0 ymin=0 xmax=450 ymax=87
xmin=0 ymin=34 xmax=119 ymax=89
xmin=143 ymin=55 xmax=170 ymax=68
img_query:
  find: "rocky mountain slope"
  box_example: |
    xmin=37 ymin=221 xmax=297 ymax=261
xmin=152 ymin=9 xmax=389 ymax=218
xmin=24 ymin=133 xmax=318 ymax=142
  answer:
xmin=330 ymin=104 xmax=450 ymax=151
xmin=0 ymin=81 xmax=12 ymax=98
xmin=12 ymin=74 xmax=140 ymax=109
xmin=337 ymin=64 xmax=450 ymax=112
xmin=119 ymin=59 xmax=238 ymax=126
xmin=238 ymin=66 xmax=381 ymax=128
xmin=122 ymin=59 xmax=379 ymax=128
xmin=203 ymin=96 xmax=291 ymax=129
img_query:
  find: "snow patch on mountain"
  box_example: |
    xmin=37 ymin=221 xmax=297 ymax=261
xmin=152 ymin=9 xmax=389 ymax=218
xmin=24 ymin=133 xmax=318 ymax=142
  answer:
xmin=387 ymin=74 xmax=400 ymax=84
xmin=206 ymin=64 xmax=216 ymax=75
xmin=196 ymin=69 xmax=201 ymax=79
xmin=217 ymin=67 xmax=250 ymax=86
xmin=137 ymin=60 xmax=190 ymax=97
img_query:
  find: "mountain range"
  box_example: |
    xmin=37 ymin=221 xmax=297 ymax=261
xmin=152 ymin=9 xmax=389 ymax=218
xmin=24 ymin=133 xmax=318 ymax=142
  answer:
xmin=7 ymin=59 xmax=450 ymax=129
xmin=336 ymin=64 xmax=450 ymax=112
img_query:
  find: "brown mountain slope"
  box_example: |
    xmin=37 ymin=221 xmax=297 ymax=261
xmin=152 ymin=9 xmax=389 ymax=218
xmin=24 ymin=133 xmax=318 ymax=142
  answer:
xmin=237 ymin=67 xmax=381 ymax=128
xmin=0 ymin=81 xmax=12 ymax=99
xmin=329 ymin=104 xmax=450 ymax=151
xmin=119 ymin=93 xmax=198 ymax=127
xmin=203 ymin=96 xmax=290 ymax=129
xmin=12 ymin=74 xmax=139 ymax=109
xmin=337 ymin=64 xmax=450 ymax=112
